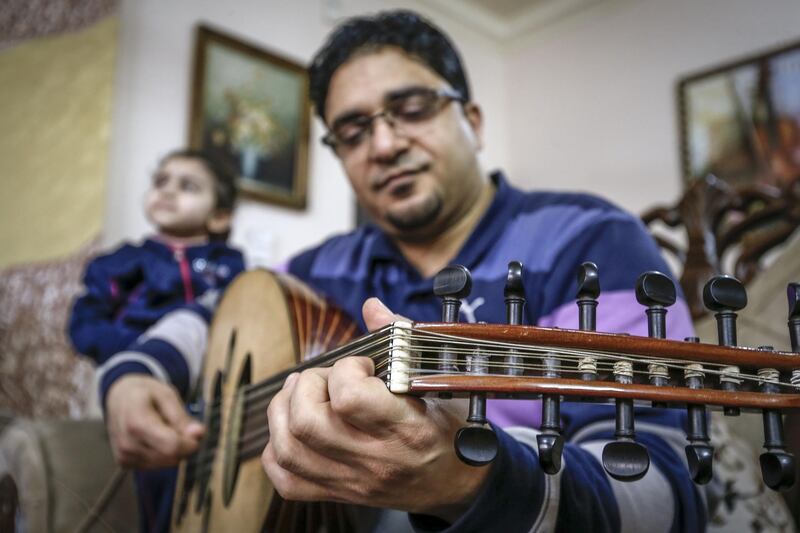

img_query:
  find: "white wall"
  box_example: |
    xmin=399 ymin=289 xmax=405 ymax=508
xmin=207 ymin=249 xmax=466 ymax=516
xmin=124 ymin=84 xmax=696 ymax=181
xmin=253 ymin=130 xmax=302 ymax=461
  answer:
xmin=504 ymin=0 xmax=800 ymax=215
xmin=105 ymin=0 xmax=508 ymax=266
xmin=107 ymin=0 xmax=799 ymax=262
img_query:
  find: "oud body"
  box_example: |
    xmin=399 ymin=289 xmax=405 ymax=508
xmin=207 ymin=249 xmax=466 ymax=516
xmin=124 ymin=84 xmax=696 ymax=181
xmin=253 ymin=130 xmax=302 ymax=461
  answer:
xmin=171 ymin=270 xmax=360 ymax=532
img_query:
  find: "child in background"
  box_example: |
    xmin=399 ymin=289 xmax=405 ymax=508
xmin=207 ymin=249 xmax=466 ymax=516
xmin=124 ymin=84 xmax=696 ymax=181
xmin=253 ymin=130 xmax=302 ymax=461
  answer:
xmin=68 ymin=148 xmax=245 ymax=532
xmin=69 ymin=148 xmax=245 ymax=366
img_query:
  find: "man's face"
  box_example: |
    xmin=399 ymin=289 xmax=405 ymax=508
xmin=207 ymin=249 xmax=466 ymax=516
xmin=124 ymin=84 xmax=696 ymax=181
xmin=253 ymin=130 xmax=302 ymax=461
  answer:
xmin=324 ymin=47 xmax=484 ymax=242
xmin=144 ymin=157 xmax=223 ymax=239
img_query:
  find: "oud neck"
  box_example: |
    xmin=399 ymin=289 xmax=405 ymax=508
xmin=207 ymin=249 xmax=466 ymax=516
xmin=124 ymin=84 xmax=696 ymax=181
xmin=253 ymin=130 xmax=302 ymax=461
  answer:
xmin=222 ymin=320 xmax=800 ymax=463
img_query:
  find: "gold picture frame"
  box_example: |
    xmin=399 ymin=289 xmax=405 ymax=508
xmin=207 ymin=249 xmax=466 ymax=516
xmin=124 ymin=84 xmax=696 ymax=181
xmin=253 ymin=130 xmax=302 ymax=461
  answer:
xmin=189 ymin=25 xmax=310 ymax=209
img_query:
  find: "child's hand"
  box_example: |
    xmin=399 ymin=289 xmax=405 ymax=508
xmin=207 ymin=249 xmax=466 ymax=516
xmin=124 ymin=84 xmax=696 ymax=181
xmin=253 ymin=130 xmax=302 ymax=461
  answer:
xmin=105 ymin=374 xmax=205 ymax=469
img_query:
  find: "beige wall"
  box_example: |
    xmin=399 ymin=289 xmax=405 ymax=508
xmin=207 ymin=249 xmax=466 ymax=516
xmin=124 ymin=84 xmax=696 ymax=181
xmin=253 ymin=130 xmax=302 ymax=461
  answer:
xmin=0 ymin=17 xmax=118 ymax=268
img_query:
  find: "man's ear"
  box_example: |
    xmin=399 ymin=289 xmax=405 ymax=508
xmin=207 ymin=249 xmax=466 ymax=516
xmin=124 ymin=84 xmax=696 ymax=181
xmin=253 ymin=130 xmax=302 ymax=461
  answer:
xmin=463 ymin=102 xmax=484 ymax=151
xmin=207 ymin=209 xmax=233 ymax=235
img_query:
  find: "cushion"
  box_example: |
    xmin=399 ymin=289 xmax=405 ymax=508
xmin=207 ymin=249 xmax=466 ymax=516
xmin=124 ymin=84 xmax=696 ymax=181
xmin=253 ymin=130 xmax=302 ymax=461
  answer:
xmin=0 ymin=239 xmax=101 ymax=418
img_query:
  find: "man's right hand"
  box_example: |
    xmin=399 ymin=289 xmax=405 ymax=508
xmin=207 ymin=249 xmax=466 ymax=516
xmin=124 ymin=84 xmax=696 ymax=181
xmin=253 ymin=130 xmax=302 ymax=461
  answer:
xmin=104 ymin=374 xmax=205 ymax=469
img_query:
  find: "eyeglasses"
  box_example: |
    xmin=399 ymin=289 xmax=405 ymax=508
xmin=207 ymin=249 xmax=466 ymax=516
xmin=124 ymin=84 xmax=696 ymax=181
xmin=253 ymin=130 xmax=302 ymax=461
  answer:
xmin=321 ymin=87 xmax=465 ymax=155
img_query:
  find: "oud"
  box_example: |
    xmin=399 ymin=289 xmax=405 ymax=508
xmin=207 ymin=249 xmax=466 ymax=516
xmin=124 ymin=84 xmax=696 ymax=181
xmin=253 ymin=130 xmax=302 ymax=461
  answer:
xmin=171 ymin=264 xmax=800 ymax=532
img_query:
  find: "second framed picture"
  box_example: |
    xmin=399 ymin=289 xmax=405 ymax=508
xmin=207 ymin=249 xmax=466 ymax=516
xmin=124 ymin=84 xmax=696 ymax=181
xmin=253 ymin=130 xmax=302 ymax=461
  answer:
xmin=189 ymin=25 xmax=310 ymax=209
xmin=677 ymin=39 xmax=800 ymax=189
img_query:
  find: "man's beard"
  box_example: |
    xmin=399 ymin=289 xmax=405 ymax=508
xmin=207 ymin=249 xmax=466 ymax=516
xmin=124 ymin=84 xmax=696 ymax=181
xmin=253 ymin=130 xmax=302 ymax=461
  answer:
xmin=385 ymin=193 xmax=443 ymax=239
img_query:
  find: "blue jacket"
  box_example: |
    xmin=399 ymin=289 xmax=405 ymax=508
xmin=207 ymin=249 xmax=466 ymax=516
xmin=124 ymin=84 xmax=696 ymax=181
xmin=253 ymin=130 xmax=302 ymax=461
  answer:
xmin=69 ymin=237 xmax=244 ymax=365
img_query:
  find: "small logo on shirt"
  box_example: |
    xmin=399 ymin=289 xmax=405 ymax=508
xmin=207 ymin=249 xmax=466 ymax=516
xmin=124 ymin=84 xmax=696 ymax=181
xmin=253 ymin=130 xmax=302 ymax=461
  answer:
xmin=459 ymin=297 xmax=485 ymax=323
xmin=192 ymin=258 xmax=208 ymax=273
xmin=192 ymin=259 xmax=231 ymax=286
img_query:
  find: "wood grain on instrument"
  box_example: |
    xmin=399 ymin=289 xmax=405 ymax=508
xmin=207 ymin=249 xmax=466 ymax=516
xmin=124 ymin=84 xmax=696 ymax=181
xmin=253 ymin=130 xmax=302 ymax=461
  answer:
xmin=408 ymin=374 xmax=800 ymax=410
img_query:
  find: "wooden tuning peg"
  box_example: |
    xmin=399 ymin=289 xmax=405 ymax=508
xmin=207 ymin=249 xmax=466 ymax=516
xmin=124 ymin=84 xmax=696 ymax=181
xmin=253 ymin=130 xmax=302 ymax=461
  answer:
xmin=576 ymin=261 xmax=600 ymax=333
xmin=756 ymin=345 xmax=795 ymax=491
xmin=635 ymin=271 xmax=676 ymax=340
xmin=433 ymin=265 xmax=472 ymax=322
xmin=537 ymin=262 xmax=599 ymax=475
xmin=703 ymin=275 xmax=747 ymax=416
xmin=756 ymin=285 xmax=800 ymax=491
xmin=576 ymin=262 xmax=600 ymax=382
xmin=602 ymin=268 xmax=651 ymax=482
xmin=503 ymin=261 xmax=525 ymax=376
xmin=434 ymin=266 xmax=498 ymax=466
xmin=682 ymin=337 xmax=714 ymax=485
xmin=788 ymin=282 xmax=800 ymax=353
xmin=601 ymin=357 xmax=650 ymax=482
xmin=636 ymin=271 xmax=674 ymax=414
xmin=433 ymin=265 xmax=471 ymax=375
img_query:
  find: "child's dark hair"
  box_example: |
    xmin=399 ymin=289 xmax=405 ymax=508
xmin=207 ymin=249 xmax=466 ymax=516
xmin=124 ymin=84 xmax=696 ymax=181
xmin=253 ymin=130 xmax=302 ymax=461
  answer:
xmin=160 ymin=149 xmax=238 ymax=211
xmin=309 ymin=10 xmax=471 ymax=122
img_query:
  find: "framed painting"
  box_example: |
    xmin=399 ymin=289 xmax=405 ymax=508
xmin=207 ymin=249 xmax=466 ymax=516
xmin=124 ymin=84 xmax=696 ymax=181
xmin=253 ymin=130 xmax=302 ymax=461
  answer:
xmin=189 ymin=25 xmax=310 ymax=209
xmin=677 ymin=39 xmax=800 ymax=188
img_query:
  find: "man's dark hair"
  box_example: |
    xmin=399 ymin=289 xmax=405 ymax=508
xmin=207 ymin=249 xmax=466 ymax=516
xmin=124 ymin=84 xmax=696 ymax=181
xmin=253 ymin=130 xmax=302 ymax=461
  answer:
xmin=309 ymin=10 xmax=471 ymax=122
xmin=160 ymin=149 xmax=238 ymax=211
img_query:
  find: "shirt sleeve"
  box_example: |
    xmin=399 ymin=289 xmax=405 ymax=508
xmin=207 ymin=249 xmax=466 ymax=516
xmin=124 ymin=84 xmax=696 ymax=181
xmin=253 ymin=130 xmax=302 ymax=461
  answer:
xmin=96 ymin=301 xmax=213 ymax=409
xmin=68 ymin=256 xmax=141 ymax=363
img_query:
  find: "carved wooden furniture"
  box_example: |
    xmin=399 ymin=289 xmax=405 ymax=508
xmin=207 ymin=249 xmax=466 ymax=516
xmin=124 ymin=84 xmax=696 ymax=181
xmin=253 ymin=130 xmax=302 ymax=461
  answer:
xmin=642 ymin=174 xmax=800 ymax=320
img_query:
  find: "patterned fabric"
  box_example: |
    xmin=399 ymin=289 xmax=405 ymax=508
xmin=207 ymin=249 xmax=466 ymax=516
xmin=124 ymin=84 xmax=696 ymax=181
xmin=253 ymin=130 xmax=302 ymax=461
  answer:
xmin=0 ymin=0 xmax=117 ymax=47
xmin=706 ymin=413 xmax=795 ymax=532
xmin=0 ymin=239 xmax=100 ymax=418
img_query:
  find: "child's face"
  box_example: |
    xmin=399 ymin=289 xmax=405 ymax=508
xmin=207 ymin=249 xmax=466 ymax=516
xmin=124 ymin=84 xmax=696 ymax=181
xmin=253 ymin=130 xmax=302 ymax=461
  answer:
xmin=144 ymin=157 xmax=226 ymax=239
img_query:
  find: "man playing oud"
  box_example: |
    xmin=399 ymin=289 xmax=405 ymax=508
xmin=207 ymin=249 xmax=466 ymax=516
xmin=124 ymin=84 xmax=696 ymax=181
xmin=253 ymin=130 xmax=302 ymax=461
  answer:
xmin=105 ymin=10 xmax=711 ymax=532
xmin=261 ymin=10 xmax=704 ymax=532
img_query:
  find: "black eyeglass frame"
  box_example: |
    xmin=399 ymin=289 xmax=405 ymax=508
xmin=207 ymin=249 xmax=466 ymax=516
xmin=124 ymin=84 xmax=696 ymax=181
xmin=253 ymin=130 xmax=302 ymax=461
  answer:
xmin=320 ymin=87 xmax=465 ymax=151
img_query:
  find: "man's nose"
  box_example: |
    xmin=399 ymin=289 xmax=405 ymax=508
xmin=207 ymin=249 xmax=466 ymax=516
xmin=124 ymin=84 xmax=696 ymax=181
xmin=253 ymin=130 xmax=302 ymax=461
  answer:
xmin=368 ymin=116 xmax=408 ymax=162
